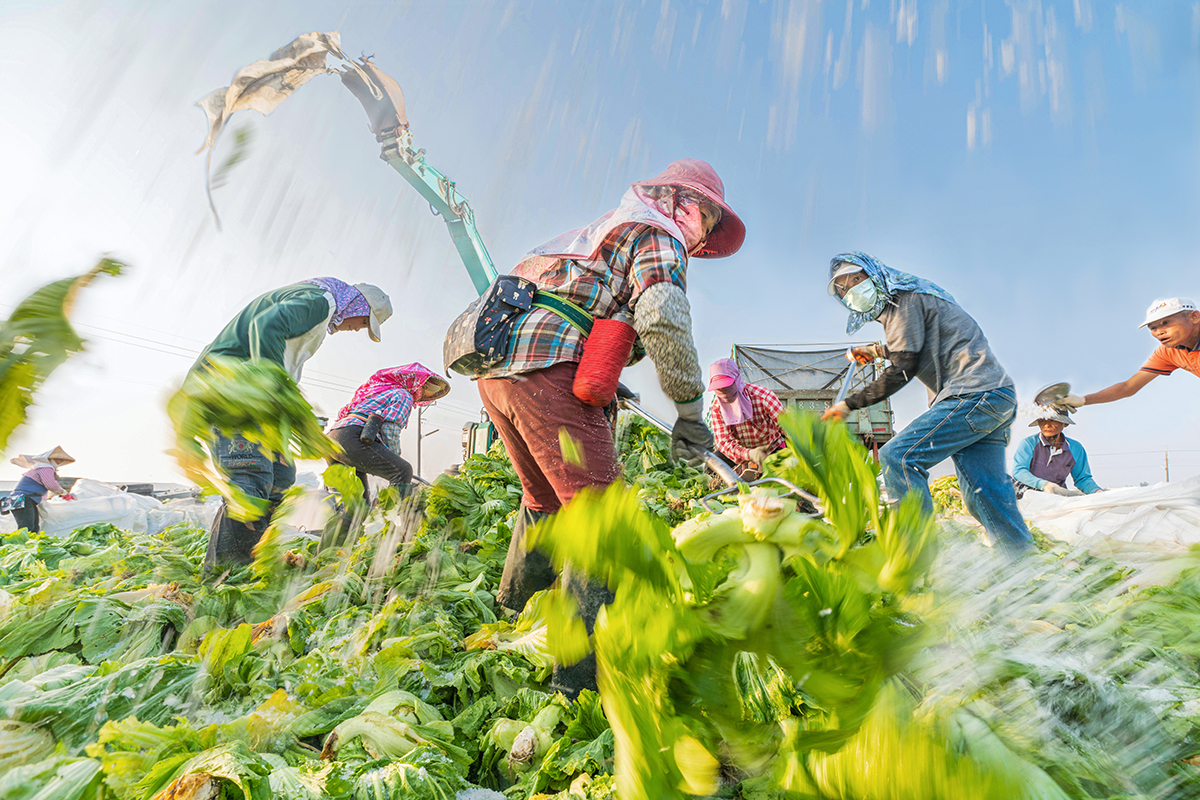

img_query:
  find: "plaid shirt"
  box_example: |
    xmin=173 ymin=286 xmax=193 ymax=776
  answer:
xmin=330 ymin=388 xmax=414 ymax=431
xmin=705 ymin=383 xmax=786 ymax=462
xmin=480 ymin=224 xmax=688 ymax=378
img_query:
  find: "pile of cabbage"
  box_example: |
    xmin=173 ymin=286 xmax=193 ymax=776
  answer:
xmin=2 ymin=411 xmax=1200 ymax=800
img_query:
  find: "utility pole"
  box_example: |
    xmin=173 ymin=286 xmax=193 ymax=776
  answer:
xmin=416 ymin=404 xmax=440 ymax=480
xmin=1165 ymin=450 xmax=1170 ymax=483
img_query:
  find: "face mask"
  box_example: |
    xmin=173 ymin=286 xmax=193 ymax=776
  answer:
xmin=841 ymin=279 xmax=879 ymax=313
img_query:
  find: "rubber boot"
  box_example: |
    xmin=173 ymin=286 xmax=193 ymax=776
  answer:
xmin=496 ymin=504 xmax=555 ymax=613
xmin=547 ymin=562 xmax=614 ymax=700
xmin=203 ymin=502 xmax=263 ymax=572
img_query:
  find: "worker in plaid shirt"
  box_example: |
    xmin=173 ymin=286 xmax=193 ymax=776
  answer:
xmin=462 ymin=159 xmax=746 ymax=699
xmin=705 ymin=358 xmax=786 ymax=478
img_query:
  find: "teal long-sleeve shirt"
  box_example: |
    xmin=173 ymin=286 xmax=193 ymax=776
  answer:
xmin=194 ymin=284 xmax=333 ymax=377
xmin=1011 ymin=434 xmax=1103 ymax=494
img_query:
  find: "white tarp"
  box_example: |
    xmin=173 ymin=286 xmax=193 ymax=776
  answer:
xmin=1017 ymin=475 xmax=1200 ymax=549
xmin=37 ymin=479 xmax=222 ymax=537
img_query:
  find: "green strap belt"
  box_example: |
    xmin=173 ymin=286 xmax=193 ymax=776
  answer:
xmin=531 ymin=290 xmax=646 ymax=363
xmin=532 ymin=291 xmax=593 ymax=337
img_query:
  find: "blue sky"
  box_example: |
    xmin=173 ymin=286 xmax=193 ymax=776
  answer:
xmin=1 ymin=0 xmax=1198 ymax=487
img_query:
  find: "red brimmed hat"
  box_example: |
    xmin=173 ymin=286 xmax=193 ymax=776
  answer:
xmin=633 ymin=159 xmax=746 ymax=259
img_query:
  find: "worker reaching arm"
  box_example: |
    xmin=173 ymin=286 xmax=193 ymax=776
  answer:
xmin=1058 ymin=298 xmax=1200 ymax=410
xmin=819 ymin=252 xmax=1033 ymax=555
xmin=449 ymin=159 xmax=745 ymax=699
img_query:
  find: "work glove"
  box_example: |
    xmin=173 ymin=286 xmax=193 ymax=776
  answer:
xmin=1059 ymin=394 xmax=1086 ymax=410
xmin=360 ymin=415 xmax=384 ymax=444
xmin=1043 ymin=483 xmax=1084 ymax=497
xmin=60 ymin=493 xmax=76 ymax=501
xmin=615 ymin=382 xmax=640 ymax=404
xmin=849 ymin=344 xmax=884 ymax=364
xmin=748 ymin=446 xmax=773 ymax=465
xmin=671 ymin=399 xmax=714 ymax=466
xmin=820 ymin=401 xmax=850 ymax=422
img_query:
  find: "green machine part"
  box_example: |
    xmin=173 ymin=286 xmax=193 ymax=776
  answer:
xmin=378 ymin=127 xmax=498 ymax=295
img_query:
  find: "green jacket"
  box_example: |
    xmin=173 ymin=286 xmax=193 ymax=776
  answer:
xmin=194 ymin=284 xmax=333 ymax=377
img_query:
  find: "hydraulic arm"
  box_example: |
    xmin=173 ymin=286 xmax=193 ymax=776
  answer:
xmin=340 ymin=58 xmax=498 ymax=294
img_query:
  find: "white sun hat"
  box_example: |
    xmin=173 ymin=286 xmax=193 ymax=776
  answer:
xmin=1139 ymin=297 xmax=1198 ymax=328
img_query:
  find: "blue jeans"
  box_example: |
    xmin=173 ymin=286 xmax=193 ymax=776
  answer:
xmin=205 ymin=432 xmax=296 ymax=568
xmin=212 ymin=431 xmax=296 ymax=506
xmin=879 ymin=387 xmax=1032 ymax=554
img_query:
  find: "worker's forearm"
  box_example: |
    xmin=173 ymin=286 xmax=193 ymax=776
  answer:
xmin=1084 ymin=381 xmax=1139 ymax=405
xmin=843 ymin=352 xmax=918 ymax=411
xmin=632 ymin=282 xmax=705 ymax=403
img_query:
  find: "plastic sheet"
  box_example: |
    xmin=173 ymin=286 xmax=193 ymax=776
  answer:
xmin=1018 ymin=474 xmax=1200 ymax=549
xmin=36 ymin=479 xmax=221 ymax=537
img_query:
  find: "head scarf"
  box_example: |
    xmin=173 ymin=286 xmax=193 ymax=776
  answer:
xmin=710 ymin=358 xmax=753 ymax=425
xmin=338 ymin=362 xmax=449 ymax=420
xmin=520 ymin=186 xmax=689 ymax=268
xmin=302 ymin=277 xmax=371 ymax=333
xmin=830 ymin=252 xmax=956 ymax=335
xmin=10 ymin=446 xmax=74 ymax=470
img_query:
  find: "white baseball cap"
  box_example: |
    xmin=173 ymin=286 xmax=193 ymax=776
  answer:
xmin=354 ymin=283 xmax=392 ymax=342
xmin=1139 ymin=297 xmax=1198 ymax=328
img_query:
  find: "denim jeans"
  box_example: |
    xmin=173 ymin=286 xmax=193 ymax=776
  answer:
xmin=878 ymin=386 xmax=1033 ymax=554
xmin=212 ymin=431 xmax=296 ymax=506
xmin=205 ymin=431 xmax=296 ymax=568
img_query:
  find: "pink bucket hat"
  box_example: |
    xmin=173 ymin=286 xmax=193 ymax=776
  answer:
xmin=633 ymin=159 xmax=746 ymax=259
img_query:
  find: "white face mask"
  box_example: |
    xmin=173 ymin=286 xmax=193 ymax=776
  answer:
xmin=841 ymin=279 xmax=879 ymax=313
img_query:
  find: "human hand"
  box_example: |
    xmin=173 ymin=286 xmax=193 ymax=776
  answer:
xmin=61 ymin=493 xmax=76 ymax=501
xmin=1059 ymin=394 xmax=1086 ymax=409
xmin=360 ymin=415 xmax=384 ymax=444
xmin=820 ymin=401 xmax=850 ymax=422
xmin=615 ymin=382 xmax=640 ymax=403
xmin=849 ymin=345 xmax=881 ymax=364
xmin=671 ymin=417 xmax=714 ymax=466
xmin=748 ymin=446 xmax=772 ymax=465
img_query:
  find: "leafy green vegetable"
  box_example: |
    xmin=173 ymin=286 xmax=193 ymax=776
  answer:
xmin=0 ymin=258 xmax=123 ymax=452
xmin=167 ymin=357 xmax=335 ymax=520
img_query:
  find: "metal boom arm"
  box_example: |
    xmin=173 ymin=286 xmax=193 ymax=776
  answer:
xmin=378 ymin=128 xmax=498 ymax=294
xmin=340 ymin=58 xmax=498 ymax=295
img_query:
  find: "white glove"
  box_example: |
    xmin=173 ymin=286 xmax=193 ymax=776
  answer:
xmin=1043 ymin=483 xmax=1083 ymax=497
xmin=1059 ymin=394 xmax=1086 ymax=409
xmin=747 ymin=446 xmax=772 ymax=465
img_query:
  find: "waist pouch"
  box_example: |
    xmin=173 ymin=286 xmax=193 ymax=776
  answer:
xmin=445 ymin=276 xmax=539 ymax=377
xmin=0 ymin=494 xmax=28 ymax=515
xmin=444 ymin=275 xmax=645 ymax=391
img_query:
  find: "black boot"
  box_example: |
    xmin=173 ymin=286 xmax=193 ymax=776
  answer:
xmin=203 ymin=503 xmax=264 ymax=572
xmin=495 ymin=505 xmax=555 ymax=613
xmin=547 ymin=562 xmax=614 ymax=700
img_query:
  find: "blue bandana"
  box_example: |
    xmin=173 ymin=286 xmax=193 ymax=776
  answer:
xmin=830 ymin=252 xmax=956 ymax=334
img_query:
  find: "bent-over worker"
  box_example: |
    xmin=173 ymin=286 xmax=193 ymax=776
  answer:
xmin=329 ymin=363 xmax=449 ymax=501
xmin=1058 ymin=298 xmax=1200 ymax=412
xmin=705 ymin=357 xmax=786 ymax=478
xmin=1011 ymin=407 xmax=1102 ymax=498
xmin=450 ymin=158 xmax=745 ymax=697
xmin=195 ymin=277 xmax=392 ymax=569
xmin=3 ymin=447 xmax=75 ymax=533
xmin=820 ymin=252 xmax=1033 ymax=554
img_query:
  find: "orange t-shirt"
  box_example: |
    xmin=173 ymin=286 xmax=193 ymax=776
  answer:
xmin=1140 ymin=344 xmax=1200 ymax=378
